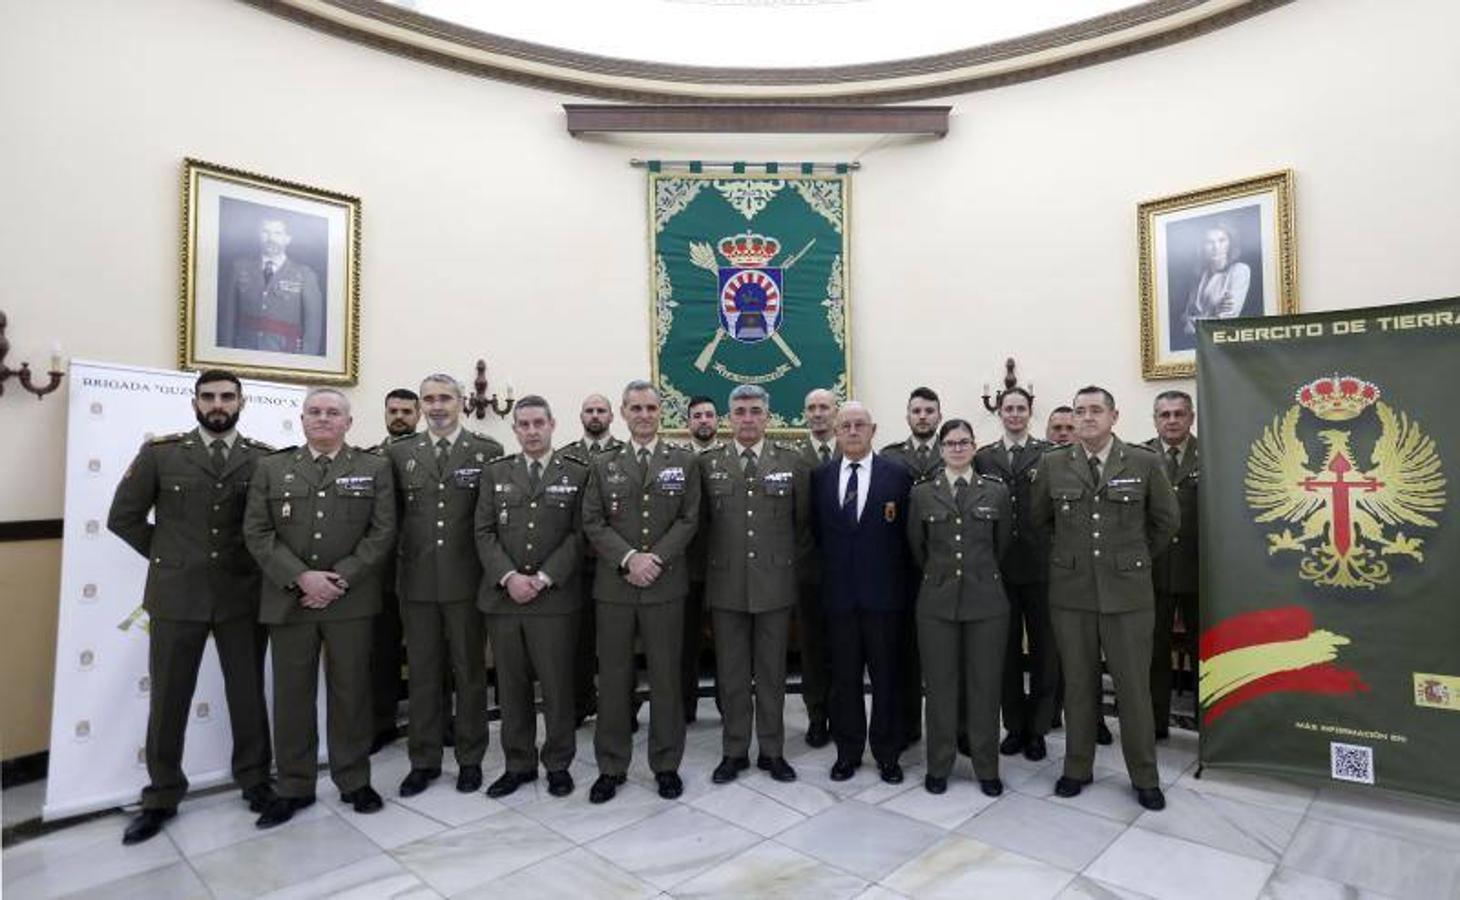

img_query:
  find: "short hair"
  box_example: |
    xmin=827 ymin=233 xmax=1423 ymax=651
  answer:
xmin=908 ymin=386 xmax=940 ymax=407
xmin=194 ymin=369 xmax=241 ymax=395
xmin=384 ymin=388 xmax=419 ymax=405
xmin=997 ymin=386 xmax=1033 ymax=409
xmin=1073 ymin=385 xmax=1116 ymax=409
xmin=687 ymin=395 xmax=717 ymax=412
xmin=1050 ymin=405 xmax=1074 ymax=416
xmin=419 ymin=373 xmax=462 ymax=397
xmin=835 ymin=400 xmax=872 ymax=424
xmin=513 ymin=394 xmax=553 ymax=420
xmin=729 ymin=384 xmax=769 ymax=406
xmin=937 ymin=418 xmax=974 ymax=443
xmin=304 ymin=386 xmax=350 ymax=414
xmin=621 ymin=379 xmax=659 ymax=404
xmin=1153 ymin=389 xmax=1193 ymax=411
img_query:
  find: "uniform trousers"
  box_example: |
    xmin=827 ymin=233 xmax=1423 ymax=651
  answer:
xmin=795 ymin=579 xmax=831 ymax=727
xmin=1001 ymin=580 xmax=1059 ymax=738
xmin=401 ymin=600 xmax=488 ymax=769
xmin=1051 ymin=607 xmax=1159 ymax=788
xmin=142 ymin=616 xmax=272 ymax=810
xmin=1151 ymin=590 xmax=1199 ymax=730
xmin=919 ymin=614 xmax=1006 ymax=780
xmin=488 ymin=612 xmax=578 ymax=774
xmin=269 ymin=618 xmax=373 ymax=797
xmin=594 ymin=600 xmax=685 ymax=776
xmin=712 ymin=607 xmax=790 ymax=758
xmin=370 ymin=588 xmax=404 ymax=734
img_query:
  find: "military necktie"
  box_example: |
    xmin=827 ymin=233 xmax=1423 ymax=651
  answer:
xmin=637 ymin=447 xmax=651 ymax=487
xmin=916 ymin=444 xmax=930 ymax=469
xmin=954 ymin=475 xmax=968 ymax=501
xmin=1088 ymin=453 xmax=1102 ymax=485
xmin=529 ymin=459 xmax=543 ymax=491
xmin=1008 ymin=443 xmax=1021 ymax=469
xmin=316 ymin=453 xmax=332 ymax=480
xmin=210 ymin=438 xmax=227 ymax=475
xmin=1167 ymin=445 xmax=1181 ymax=482
xmin=741 ymin=447 xmax=758 ymax=480
xmin=843 ymin=461 xmax=860 ymax=523
xmin=436 ymin=437 xmax=450 ymax=467
xmin=263 ymin=260 xmax=276 ymax=285
xmin=819 ymin=443 xmax=831 ymax=464
xmin=590 ymin=442 xmax=602 ymax=454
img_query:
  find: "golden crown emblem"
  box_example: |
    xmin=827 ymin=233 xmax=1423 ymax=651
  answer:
xmin=718 ymin=232 xmax=780 ymax=268
xmin=1294 ymin=375 xmax=1380 ymax=422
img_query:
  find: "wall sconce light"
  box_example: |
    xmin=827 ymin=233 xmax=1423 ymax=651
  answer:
xmin=982 ymin=357 xmax=1032 ymax=413
xmin=463 ymin=359 xmax=515 ymax=419
xmin=0 ymin=310 xmax=66 ymax=401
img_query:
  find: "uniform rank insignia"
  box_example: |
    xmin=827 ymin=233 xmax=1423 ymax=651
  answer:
xmin=884 ymin=501 xmax=898 ymax=523
xmin=656 ymin=467 xmax=686 ymax=494
xmin=1110 ymin=476 xmax=1144 ymax=486
xmin=281 ymin=501 xmax=292 ymax=520
xmin=336 ymin=475 xmax=375 ymax=495
xmin=284 ymin=472 xmax=295 ymax=482
xmin=453 ymin=467 xmax=482 ymax=488
xmin=545 ymin=483 xmax=578 ymax=497
xmin=406 ymin=459 xmax=417 ymax=473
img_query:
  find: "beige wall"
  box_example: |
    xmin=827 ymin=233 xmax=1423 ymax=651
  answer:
xmin=2 ymin=0 xmax=1458 ymax=752
xmin=0 ymin=541 xmax=62 ymax=758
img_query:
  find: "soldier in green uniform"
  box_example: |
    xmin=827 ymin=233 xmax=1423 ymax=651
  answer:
xmin=581 ymin=380 xmax=701 ymax=803
xmin=701 ymin=385 xmax=812 ymax=784
xmin=1031 ymin=386 xmax=1179 ymax=811
xmin=244 ymin=387 xmax=397 ymax=827
xmin=370 ymin=387 xmax=420 ymax=753
xmin=476 ymin=395 xmax=588 ymax=799
xmin=562 ymin=393 xmax=627 ymax=726
xmin=973 ymin=387 xmax=1057 ymax=762
xmin=107 ymin=369 xmax=276 ymax=845
xmin=908 ymin=419 xmax=1012 ymax=797
xmin=793 ymin=388 xmax=838 ymax=747
xmin=880 ymin=385 xmax=944 ymax=747
xmin=386 ymin=375 xmax=502 ymax=797
xmin=683 ymin=395 xmax=724 ymax=723
xmin=1144 ymin=390 xmax=1200 ymax=739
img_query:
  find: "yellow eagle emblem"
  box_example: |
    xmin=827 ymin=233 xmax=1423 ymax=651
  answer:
xmin=1245 ymin=375 xmax=1446 ymax=589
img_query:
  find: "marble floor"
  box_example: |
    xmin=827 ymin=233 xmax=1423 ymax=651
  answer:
xmin=5 ymin=695 xmax=1460 ymax=899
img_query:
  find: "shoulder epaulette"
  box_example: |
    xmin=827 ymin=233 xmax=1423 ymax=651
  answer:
xmin=1126 ymin=442 xmax=1159 ymax=457
xmin=913 ymin=472 xmax=940 ymax=487
xmin=559 ymin=453 xmax=588 ymax=467
xmin=1042 ymin=443 xmax=1068 ymax=455
xmin=363 ymin=444 xmax=388 ymax=456
xmin=979 ymin=471 xmax=1004 ymax=483
xmin=487 ymin=451 xmax=515 ymax=465
xmin=773 ymin=440 xmax=798 ymax=451
xmin=267 ymin=445 xmax=298 ymax=456
xmin=239 ymin=436 xmax=274 ymax=451
xmin=148 ymin=431 xmax=187 ymax=445
xmin=388 ymin=433 xmax=416 ymax=444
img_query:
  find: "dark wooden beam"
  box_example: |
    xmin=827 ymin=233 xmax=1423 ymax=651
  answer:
xmin=564 ymin=104 xmax=950 ymax=136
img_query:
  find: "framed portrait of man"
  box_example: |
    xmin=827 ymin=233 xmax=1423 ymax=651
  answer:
xmin=179 ymin=158 xmax=360 ymax=384
xmin=1138 ymin=170 xmax=1297 ymax=379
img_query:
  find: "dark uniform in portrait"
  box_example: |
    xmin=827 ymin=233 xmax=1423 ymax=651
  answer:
xmin=700 ymin=440 xmax=812 ymax=775
xmin=560 ymin=434 xmax=626 ymax=723
xmin=1031 ymin=439 xmax=1179 ymax=793
xmin=219 ymin=257 xmax=324 ymax=356
xmin=581 ymin=441 xmax=700 ymax=789
xmin=108 ymin=429 xmax=274 ymax=814
xmin=907 ymin=470 xmax=1012 ymax=787
xmin=475 ymin=451 xmax=589 ymax=789
xmin=387 ymin=430 xmax=503 ymax=785
xmin=243 ymin=445 xmax=397 ymax=801
xmin=1143 ymin=435 xmax=1200 ymax=736
xmin=974 ymin=436 xmax=1059 ymax=756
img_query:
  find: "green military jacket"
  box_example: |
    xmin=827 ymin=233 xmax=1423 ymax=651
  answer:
xmin=107 ymin=428 xmax=272 ymax=623
xmin=558 ymin=435 xmax=626 ymax=464
xmin=388 ymin=429 xmax=504 ymax=605
xmin=794 ymin=435 xmax=837 ymax=469
xmin=1030 ymin=437 xmax=1180 ymax=614
xmin=475 ymin=451 xmax=589 ymax=615
xmin=880 ymin=436 xmax=943 ymax=481
xmin=582 ymin=441 xmax=701 ymax=606
xmin=972 ymin=436 xmax=1051 ymax=585
xmin=699 ymin=440 xmax=813 ymax=614
xmin=1144 ymin=435 xmax=1200 ymax=596
xmin=907 ymin=471 xmax=1013 ymax=622
xmin=244 ymin=445 xmax=397 ymax=624
xmin=685 ymin=440 xmax=726 ymax=583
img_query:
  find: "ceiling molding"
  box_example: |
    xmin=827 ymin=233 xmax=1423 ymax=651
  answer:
xmin=240 ymin=0 xmax=1291 ymax=103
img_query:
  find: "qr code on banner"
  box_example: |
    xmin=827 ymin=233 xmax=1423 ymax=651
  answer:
xmin=1331 ymin=742 xmax=1374 ymax=784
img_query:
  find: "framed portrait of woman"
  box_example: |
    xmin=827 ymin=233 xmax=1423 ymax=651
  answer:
xmin=1138 ymin=170 xmax=1297 ymax=379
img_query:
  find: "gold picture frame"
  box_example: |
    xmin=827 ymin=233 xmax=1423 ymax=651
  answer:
xmin=180 ymin=158 xmax=361 ymax=385
xmin=1138 ymin=170 xmax=1297 ymax=379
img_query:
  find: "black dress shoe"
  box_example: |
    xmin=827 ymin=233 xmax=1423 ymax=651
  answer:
xmin=1136 ymin=787 xmax=1166 ymax=811
xmin=1024 ymin=735 xmax=1048 ymax=762
xmin=370 ymin=725 xmax=401 ymax=754
xmin=486 ymin=769 xmax=538 ymax=798
xmin=878 ymin=762 xmax=904 ymax=784
xmin=805 ymin=721 xmax=830 ymax=749
xmin=829 ymin=758 xmax=860 ymax=781
xmin=758 ymin=756 xmax=797 ymax=782
xmin=999 ymin=732 xmax=1025 ymax=756
xmin=399 ymin=768 xmax=441 ymax=797
xmin=457 ymin=765 xmax=483 ymax=793
xmin=589 ymin=773 xmax=625 ymax=804
xmin=712 ymin=756 xmax=750 ymax=784
xmin=979 ymin=778 xmax=1004 ymax=797
xmin=956 ymin=734 xmax=972 ymax=757
xmin=256 ymin=795 xmax=314 ymax=829
xmin=122 ymin=808 xmax=175 ymax=845
xmin=655 ymin=771 xmax=684 ymax=799
xmin=1054 ymin=775 xmax=1093 ymax=798
xmin=341 ymin=785 xmax=384 ymax=814
xmin=546 ymin=770 xmax=574 ymax=797
xmin=924 ymin=775 xmax=947 ymax=795
xmin=1096 ymin=720 xmax=1114 ymax=745
xmin=241 ymin=783 xmax=277 ymax=813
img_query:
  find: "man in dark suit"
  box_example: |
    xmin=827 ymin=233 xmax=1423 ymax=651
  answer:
xmin=811 ymin=401 xmax=914 ymax=784
xmin=218 ymin=218 xmax=324 ymax=356
xmin=793 ymin=388 xmax=838 ymax=747
xmin=1144 ymin=390 xmax=1200 ymax=739
xmin=107 ymin=369 xmax=275 ymax=845
xmin=973 ymin=387 xmax=1057 ymax=762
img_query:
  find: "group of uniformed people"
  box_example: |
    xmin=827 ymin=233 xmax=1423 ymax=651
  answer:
xmin=110 ymin=367 xmax=1200 ymax=845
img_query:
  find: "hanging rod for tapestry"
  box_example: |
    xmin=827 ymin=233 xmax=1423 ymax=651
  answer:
xmin=630 ymin=160 xmax=860 ymax=173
